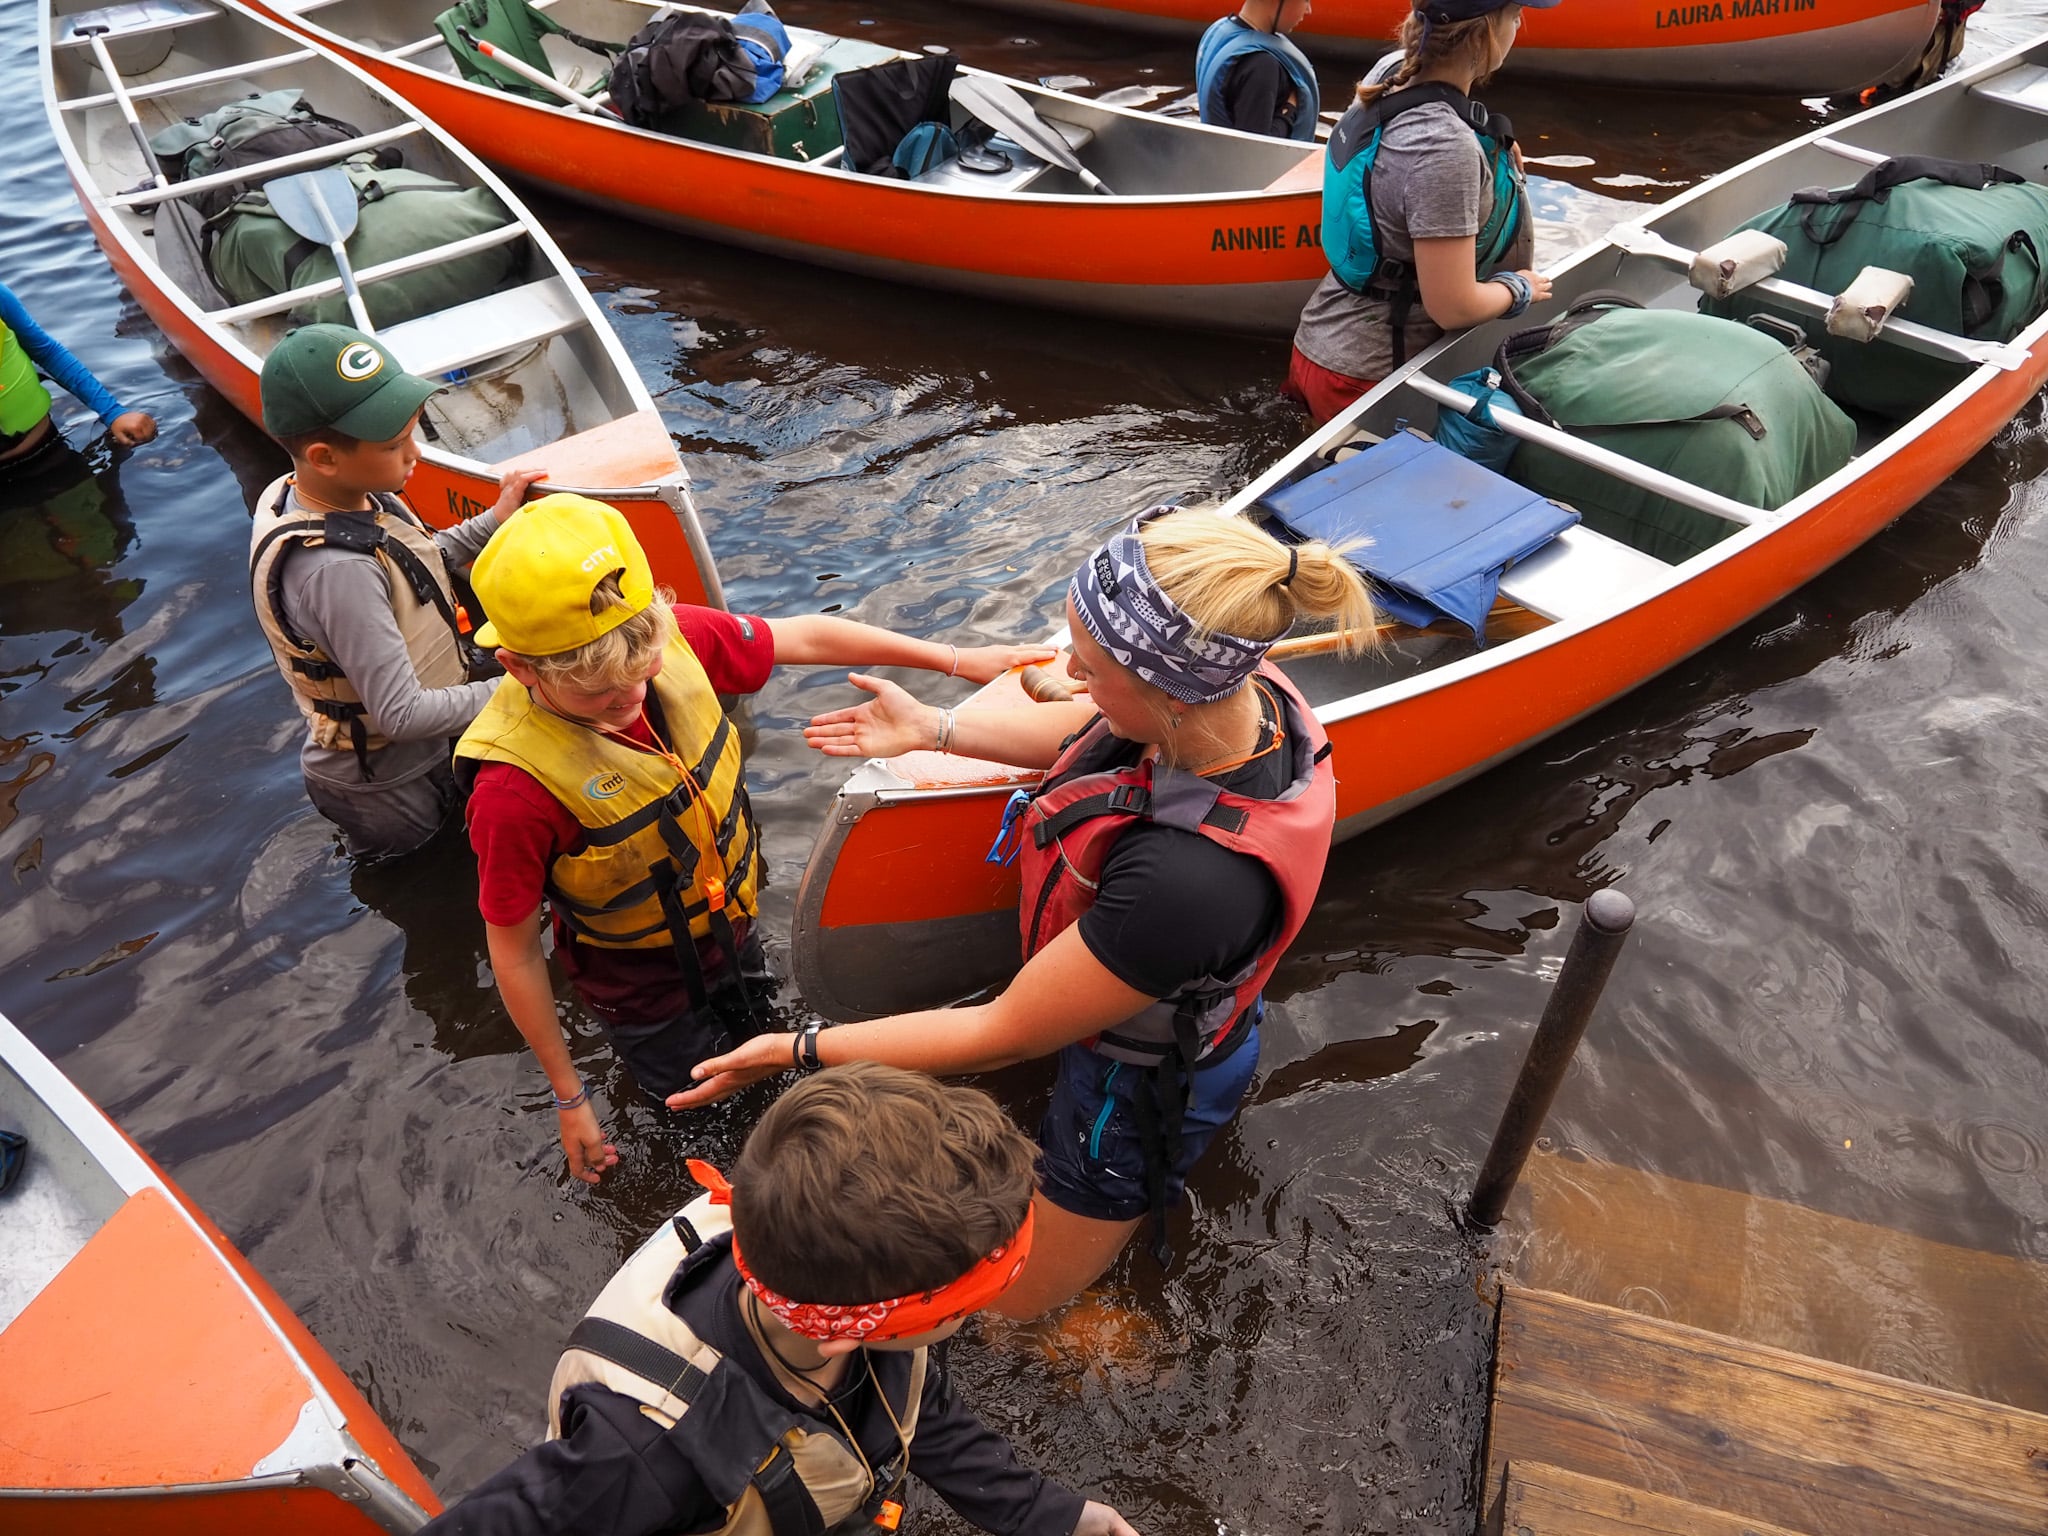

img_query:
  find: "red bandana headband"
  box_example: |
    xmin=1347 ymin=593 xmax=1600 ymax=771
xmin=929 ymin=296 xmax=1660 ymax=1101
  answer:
xmin=687 ymin=1159 xmax=1035 ymax=1343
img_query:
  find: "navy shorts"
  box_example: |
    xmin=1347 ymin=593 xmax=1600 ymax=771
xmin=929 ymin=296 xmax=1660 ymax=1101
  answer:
xmin=1034 ymin=1023 xmax=1260 ymax=1224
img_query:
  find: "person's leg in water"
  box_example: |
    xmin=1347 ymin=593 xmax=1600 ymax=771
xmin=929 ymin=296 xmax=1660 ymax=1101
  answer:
xmin=998 ymin=1026 xmax=1261 ymax=1319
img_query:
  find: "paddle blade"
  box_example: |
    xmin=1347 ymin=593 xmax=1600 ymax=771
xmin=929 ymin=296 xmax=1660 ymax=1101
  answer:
xmin=949 ymin=76 xmax=1112 ymax=194
xmin=262 ymin=164 xmax=360 ymax=247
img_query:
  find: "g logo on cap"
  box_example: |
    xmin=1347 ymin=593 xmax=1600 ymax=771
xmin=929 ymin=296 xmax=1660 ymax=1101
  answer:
xmin=336 ymin=343 xmax=385 ymax=383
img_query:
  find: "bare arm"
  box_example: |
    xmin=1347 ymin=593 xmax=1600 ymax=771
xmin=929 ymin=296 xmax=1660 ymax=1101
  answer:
xmin=1411 ymin=235 xmax=1550 ymax=331
xmin=667 ymin=925 xmax=1153 ymax=1108
xmin=486 ymin=912 xmax=617 ymax=1184
xmin=765 ymin=614 xmax=1053 ymax=684
xmin=803 ymin=672 xmax=1097 ymax=771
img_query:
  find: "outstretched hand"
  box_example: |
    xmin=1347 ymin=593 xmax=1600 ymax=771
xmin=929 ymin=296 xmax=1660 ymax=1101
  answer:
xmin=803 ymin=673 xmax=938 ymax=760
xmin=666 ymin=1033 xmax=788 ymax=1110
xmin=950 ymin=643 xmax=1057 ymax=685
xmin=558 ymin=1101 xmax=618 ymax=1185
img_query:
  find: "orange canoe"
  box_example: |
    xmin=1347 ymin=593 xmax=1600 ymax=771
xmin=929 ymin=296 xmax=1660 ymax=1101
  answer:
xmin=0 ymin=1010 xmax=440 ymax=1533
xmin=43 ymin=0 xmax=723 ymax=605
xmin=791 ymin=34 xmax=2048 ymax=1018
xmin=959 ymin=0 xmax=1952 ymax=95
xmin=244 ymin=0 xmax=1328 ymax=333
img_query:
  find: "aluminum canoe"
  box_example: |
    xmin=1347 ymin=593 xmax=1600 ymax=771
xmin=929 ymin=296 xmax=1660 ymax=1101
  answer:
xmin=0 ymin=1009 xmax=440 ymax=1532
xmin=243 ymin=0 xmax=1328 ymax=334
xmin=43 ymin=0 xmax=723 ymax=605
xmin=951 ymin=0 xmax=1953 ymax=96
xmin=789 ymin=32 xmax=2048 ymax=1020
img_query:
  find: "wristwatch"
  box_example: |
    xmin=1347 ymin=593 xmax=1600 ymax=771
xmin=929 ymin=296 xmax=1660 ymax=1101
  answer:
xmin=790 ymin=1019 xmax=825 ymax=1073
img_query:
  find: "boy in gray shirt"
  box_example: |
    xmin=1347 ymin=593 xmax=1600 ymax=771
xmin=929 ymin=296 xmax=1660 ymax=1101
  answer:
xmin=249 ymin=325 xmax=543 ymax=860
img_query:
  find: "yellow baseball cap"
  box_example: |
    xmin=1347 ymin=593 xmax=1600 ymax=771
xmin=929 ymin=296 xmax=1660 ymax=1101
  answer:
xmin=472 ymin=494 xmax=656 ymax=656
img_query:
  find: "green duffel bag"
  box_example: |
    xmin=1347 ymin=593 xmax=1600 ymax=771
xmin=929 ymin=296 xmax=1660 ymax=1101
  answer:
xmin=1702 ymin=155 xmax=2048 ymax=418
xmin=1496 ymin=295 xmax=1856 ymax=563
xmin=206 ymin=161 xmax=519 ymax=331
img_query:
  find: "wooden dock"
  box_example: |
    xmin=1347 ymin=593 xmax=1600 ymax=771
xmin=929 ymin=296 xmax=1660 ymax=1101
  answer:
xmin=1482 ymin=1155 xmax=2048 ymax=1536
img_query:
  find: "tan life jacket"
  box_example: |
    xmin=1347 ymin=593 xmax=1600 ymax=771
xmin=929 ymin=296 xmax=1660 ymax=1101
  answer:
xmin=548 ymin=1193 xmax=928 ymax=1536
xmin=454 ymin=633 xmax=763 ymax=1005
xmin=247 ymin=474 xmax=470 ymax=776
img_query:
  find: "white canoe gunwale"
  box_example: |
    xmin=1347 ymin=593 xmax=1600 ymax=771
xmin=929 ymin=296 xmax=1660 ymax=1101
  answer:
xmin=789 ymin=32 xmax=2048 ymax=1020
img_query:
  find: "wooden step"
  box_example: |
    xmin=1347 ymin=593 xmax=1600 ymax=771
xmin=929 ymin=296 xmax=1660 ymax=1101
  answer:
xmin=1507 ymin=1150 xmax=2048 ymax=1416
xmin=1486 ymin=1287 xmax=2048 ymax=1536
xmin=1505 ymin=1461 xmax=1816 ymax=1536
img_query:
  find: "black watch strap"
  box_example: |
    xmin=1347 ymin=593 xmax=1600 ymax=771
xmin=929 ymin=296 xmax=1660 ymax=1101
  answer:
xmin=795 ymin=1020 xmax=824 ymax=1072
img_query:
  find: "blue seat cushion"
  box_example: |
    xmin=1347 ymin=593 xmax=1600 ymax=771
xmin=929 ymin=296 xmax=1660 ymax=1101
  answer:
xmin=1256 ymin=431 xmax=1577 ymax=640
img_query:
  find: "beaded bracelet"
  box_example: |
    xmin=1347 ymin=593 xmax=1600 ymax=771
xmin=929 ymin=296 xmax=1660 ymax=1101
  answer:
xmin=552 ymin=1079 xmax=590 ymax=1112
xmin=1488 ymin=269 xmax=1534 ymax=319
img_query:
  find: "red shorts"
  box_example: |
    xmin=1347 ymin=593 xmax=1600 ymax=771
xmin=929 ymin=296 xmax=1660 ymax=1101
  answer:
xmin=1282 ymin=347 xmax=1380 ymax=427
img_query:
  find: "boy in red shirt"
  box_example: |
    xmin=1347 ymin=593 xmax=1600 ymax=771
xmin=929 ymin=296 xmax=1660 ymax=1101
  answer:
xmin=457 ymin=494 xmax=1045 ymax=1184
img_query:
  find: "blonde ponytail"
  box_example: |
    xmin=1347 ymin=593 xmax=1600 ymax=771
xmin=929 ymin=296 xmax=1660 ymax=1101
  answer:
xmin=1138 ymin=511 xmax=1377 ymax=658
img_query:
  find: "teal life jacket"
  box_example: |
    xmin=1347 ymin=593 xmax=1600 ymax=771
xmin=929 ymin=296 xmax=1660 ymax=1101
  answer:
xmin=1195 ymin=17 xmax=1320 ymax=142
xmin=1321 ymin=82 xmax=1525 ymax=365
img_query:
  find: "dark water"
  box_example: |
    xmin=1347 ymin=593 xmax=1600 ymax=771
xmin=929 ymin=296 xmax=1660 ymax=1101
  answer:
xmin=7 ymin=0 xmax=2048 ymax=1530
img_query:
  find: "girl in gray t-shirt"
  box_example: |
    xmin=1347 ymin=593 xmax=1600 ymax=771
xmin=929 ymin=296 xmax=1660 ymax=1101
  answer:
xmin=1286 ymin=0 xmax=1555 ymax=423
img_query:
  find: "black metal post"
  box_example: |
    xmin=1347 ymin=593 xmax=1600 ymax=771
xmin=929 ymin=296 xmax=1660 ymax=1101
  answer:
xmin=1466 ymin=888 xmax=1636 ymax=1229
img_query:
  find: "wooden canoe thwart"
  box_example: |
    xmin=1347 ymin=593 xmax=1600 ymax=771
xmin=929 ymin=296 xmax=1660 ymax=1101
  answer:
xmin=790 ymin=35 xmax=2048 ymax=1020
xmin=246 ymin=0 xmax=1330 ymax=333
xmin=0 ymin=1011 xmax=439 ymax=1532
xmin=950 ymin=0 xmax=1955 ymax=95
xmin=42 ymin=0 xmax=723 ymax=605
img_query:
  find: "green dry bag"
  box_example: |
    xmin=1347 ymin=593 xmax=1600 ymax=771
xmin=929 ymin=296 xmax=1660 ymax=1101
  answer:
xmin=1496 ymin=295 xmax=1856 ymax=563
xmin=207 ymin=162 xmax=519 ymax=331
xmin=1703 ymin=156 xmax=2048 ymax=418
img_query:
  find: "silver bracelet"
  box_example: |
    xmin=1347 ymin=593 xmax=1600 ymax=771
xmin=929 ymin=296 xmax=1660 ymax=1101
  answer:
xmin=947 ymin=643 xmax=960 ymax=677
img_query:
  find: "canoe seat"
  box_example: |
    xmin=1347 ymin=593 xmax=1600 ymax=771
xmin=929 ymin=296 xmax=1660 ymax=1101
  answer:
xmin=54 ymin=0 xmax=216 ymax=46
xmin=1257 ymin=431 xmax=1584 ymax=640
xmin=377 ymin=276 xmax=584 ymax=379
xmin=1970 ymin=63 xmax=2048 ymax=113
xmin=1494 ymin=523 xmax=1671 ymax=624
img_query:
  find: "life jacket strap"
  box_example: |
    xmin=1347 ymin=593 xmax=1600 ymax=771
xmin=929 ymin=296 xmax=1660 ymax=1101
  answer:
xmin=566 ymin=1315 xmax=711 ymax=1404
xmin=310 ymin=696 xmax=374 ymax=779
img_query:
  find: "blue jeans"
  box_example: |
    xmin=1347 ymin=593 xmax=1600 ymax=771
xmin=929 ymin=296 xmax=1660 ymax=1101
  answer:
xmin=1035 ymin=1022 xmax=1260 ymax=1225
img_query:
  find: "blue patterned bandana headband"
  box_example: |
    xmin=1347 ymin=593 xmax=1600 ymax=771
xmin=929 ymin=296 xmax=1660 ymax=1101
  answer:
xmin=1067 ymin=507 xmax=1275 ymax=705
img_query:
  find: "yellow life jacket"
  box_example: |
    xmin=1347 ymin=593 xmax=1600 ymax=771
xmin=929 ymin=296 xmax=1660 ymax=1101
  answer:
xmin=0 ymin=317 xmax=54 ymax=443
xmin=248 ymin=474 xmax=472 ymax=776
xmin=454 ymin=634 xmax=762 ymax=998
xmin=548 ymin=1193 xmax=927 ymax=1536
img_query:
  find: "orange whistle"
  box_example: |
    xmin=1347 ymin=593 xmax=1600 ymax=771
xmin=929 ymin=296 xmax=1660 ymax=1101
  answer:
xmin=455 ymin=602 xmax=474 ymax=635
xmin=705 ymin=878 xmax=726 ymax=913
xmin=875 ymin=1502 xmax=903 ymax=1531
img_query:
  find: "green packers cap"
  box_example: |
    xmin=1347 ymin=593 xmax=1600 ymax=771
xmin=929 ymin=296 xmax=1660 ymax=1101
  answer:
xmin=259 ymin=324 xmax=441 ymax=441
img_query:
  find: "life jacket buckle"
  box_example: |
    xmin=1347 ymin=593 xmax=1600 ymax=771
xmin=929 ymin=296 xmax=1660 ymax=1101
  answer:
xmin=983 ymin=787 xmax=1034 ymax=866
xmin=1106 ymin=782 xmax=1151 ymax=815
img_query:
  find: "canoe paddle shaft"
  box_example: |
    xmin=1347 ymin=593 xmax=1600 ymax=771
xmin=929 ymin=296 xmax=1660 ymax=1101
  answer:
xmin=73 ymin=25 xmax=163 ymax=190
xmin=456 ymin=27 xmax=625 ymax=120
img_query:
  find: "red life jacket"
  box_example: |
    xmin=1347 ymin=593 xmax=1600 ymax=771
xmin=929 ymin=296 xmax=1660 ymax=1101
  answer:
xmin=1013 ymin=663 xmax=1334 ymax=1066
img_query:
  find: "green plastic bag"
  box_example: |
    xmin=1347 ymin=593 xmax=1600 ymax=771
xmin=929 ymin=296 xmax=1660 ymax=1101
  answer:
xmin=1703 ymin=156 xmax=2048 ymax=418
xmin=208 ymin=162 xmax=519 ymax=331
xmin=1497 ymin=295 xmax=1855 ymax=562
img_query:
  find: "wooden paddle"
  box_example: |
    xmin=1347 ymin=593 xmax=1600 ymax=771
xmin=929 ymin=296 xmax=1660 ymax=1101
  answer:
xmin=262 ymin=165 xmax=375 ymax=332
